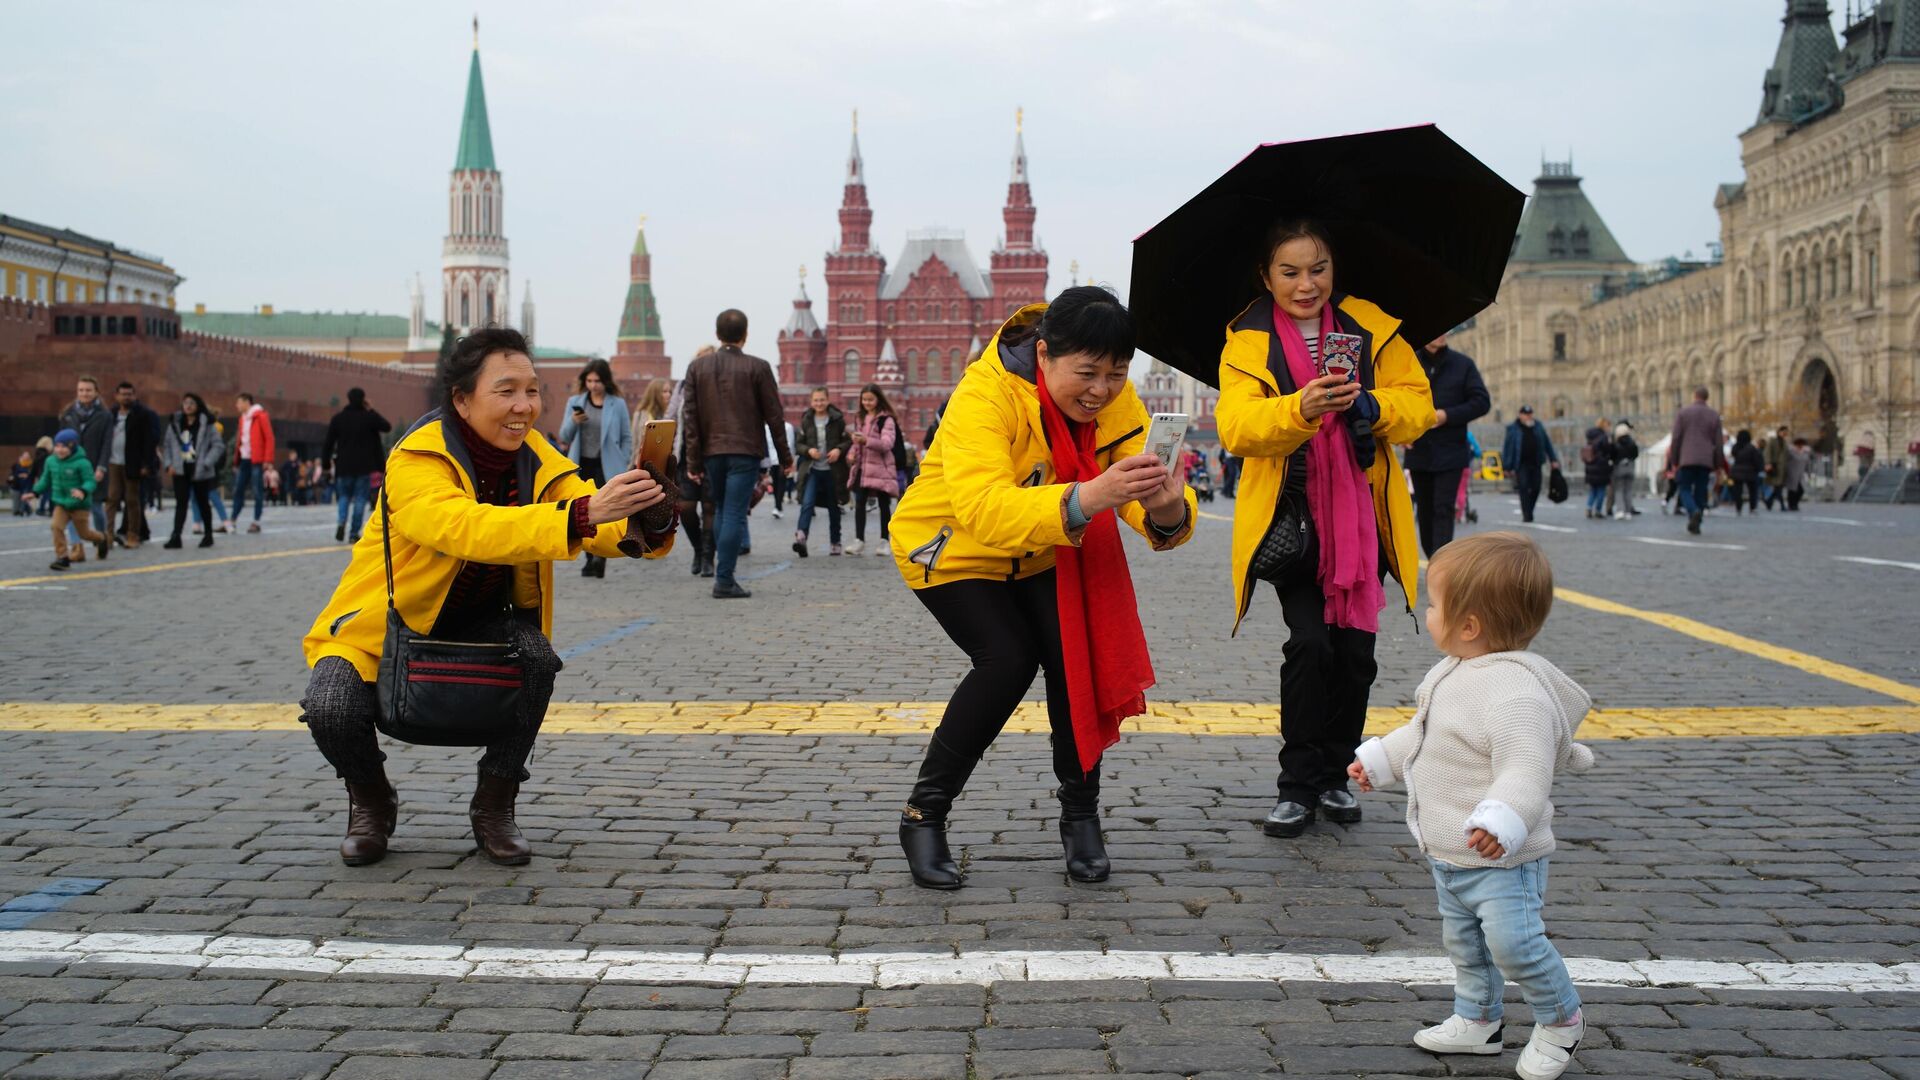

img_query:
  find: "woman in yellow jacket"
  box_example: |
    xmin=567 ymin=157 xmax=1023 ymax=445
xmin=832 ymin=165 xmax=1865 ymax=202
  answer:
xmin=301 ymin=328 xmax=673 ymax=867
xmin=889 ymin=286 xmax=1199 ymax=890
xmin=1215 ymin=218 xmax=1434 ymax=840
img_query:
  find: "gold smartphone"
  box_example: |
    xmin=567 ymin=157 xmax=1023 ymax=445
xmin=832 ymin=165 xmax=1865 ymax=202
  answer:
xmin=637 ymin=419 xmax=676 ymax=476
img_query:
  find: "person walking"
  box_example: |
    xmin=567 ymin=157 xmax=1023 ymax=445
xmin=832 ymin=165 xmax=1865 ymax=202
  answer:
xmin=1403 ymin=333 xmax=1490 ymax=555
xmin=27 ymin=429 xmax=109 ymax=570
xmin=632 ymin=378 xmax=672 ymax=434
xmin=1761 ymin=425 xmax=1791 ymax=511
xmin=1580 ymin=418 xmax=1613 ymax=520
xmin=300 ymin=328 xmax=675 ymax=867
xmin=161 ymin=392 xmax=225 ymax=550
xmin=192 ymin=418 xmax=232 ymax=536
xmin=1500 ymin=406 xmax=1560 ymax=523
xmin=768 ymin=419 xmax=796 ymax=517
xmin=1219 ymin=446 xmax=1239 ymax=498
xmin=846 ymin=384 xmax=902 ymax=555
xmin=323 ymin=388 xmax=393 ymax=544
xmin=556 ymin=358 xmax=634 ymax=580
xmin=28 ymin=437 xmax=54 ymax=517
xmin=790 ymin=387 xmax=850 ymax=558
xmin=9 ymin=451 xmax=31 ymax=516
xmin=889 ymin=286 xmax=1197 ymax=889
xmin=1607 ymin=421 xmax=1638 ymax=519
xmin=58 ymin=376 xmax=114 ymax=542
xmin=1215 ymin=218 xmax=1435 ymax=839
xmin=228 ymin=392 xmax=275 ymax=533
xmin=1665 ymin=387 xmax=1725 ymax=535
xmin=659 ymin=356 xmax=717 ymax=578
xmin=104 ymin=381 xmax=161 ymax=549
xmin=1783 ymin=437 xmax=1812 ymax=510
xmin=682 ymin=310 xmax=793 ymax=598
xmin=1728 ymin=429 xmax=1765 ymax=516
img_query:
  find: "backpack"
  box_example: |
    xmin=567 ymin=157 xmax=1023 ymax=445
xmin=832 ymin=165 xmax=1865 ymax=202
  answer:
xmin=887 ymin=416 xmax=907 ymax=472
xmin=1579 ymin=440 xmax=1597 ymax=465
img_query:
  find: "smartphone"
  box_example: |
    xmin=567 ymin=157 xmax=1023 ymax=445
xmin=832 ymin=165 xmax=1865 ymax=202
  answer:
xmin=1143 ymin=413 xmax=1189 ymax=469
xmin=637 ymin=419 xmax=676 ymax=476
xmin=1321 ymin=332 xmax=1363 ymax=382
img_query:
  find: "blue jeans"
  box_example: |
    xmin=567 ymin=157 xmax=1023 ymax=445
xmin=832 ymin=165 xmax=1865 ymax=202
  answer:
xmin=192 ymin=488 xmax=229 ymax=528
xmin=1585 ymin=482 xmax=1606 ymax=514
xmin=796 ymin=468 xmax=841 ymax=546
xmin=335 ymin=474 xmax=372 ymax=537
xmin=1676 ymin=464 xmax=1712 ymax=517
xmin=1431 ymin=858 xmax=1580 ymax=1025
xmin=231 ymin=460 xmax=266 ymax=523
xmin=704 ymin=454 xmax=760 ymax=587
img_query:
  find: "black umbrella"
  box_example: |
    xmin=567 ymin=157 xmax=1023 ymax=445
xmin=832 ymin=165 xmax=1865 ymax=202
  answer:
xmin=1130 ymin=124 xmax=1524 ymax=388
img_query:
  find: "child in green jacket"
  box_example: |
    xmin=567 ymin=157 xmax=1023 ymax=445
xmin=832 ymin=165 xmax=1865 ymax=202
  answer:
xmin=27 ymin=429 xmax=109 ymax=570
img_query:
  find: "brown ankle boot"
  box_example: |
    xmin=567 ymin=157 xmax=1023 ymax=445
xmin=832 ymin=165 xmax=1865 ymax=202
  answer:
xmin=340 ymin=778 xmax=398 ymax=866
xmin=470 ymin=771 xmax=532 ymax=865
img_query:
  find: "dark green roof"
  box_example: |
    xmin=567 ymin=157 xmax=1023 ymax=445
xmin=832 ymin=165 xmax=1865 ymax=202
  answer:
xmin=617 ymin=282 xmax=663 ymax=341
xmin=533 ymin=345 xmax=600 ymax=359
xmin=1509 ymin=164 xmax=1631 ymax=266
xmin=454 ymin=49 xmax=496 ymax=172
xmin=1758 ymin=1 xmax=1839 ymax=124
xmin=632 ymin=227 xmax=649 ymax=257
xmin=181 ymin=310 xmax=439 ymax=340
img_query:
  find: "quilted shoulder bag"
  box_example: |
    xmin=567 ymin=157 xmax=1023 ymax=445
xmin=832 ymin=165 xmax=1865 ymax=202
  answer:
xmin=1248 ymin=448 xmax=1315 ymax=582
xmin=373 ymin=486 xmax=526 ymax=747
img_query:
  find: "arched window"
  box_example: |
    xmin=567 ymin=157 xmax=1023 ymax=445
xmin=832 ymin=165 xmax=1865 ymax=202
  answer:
xmin=906 ymin=303 xmax=917 ymax=321
xmin=460 ymin=287 xmax=471 ymax=327
xmin=483 ymin=186 xmax=493 ymax=234
xmin=843 ymin=349 xmax=861 ymax=383
xmin=886 ymin=304 xmax=896 ymax=323
xmin=485 ymin=290 xmax=495 ymax=325
xmin=951 ymin=350 xmax=967 ymax=381
xmin=950 ymin=302 xmax=961 ymax=320
xmin=462 ymin=187 xmax=473 ymax=234
xmin=905 ymin=348 xmax=918 ymax=381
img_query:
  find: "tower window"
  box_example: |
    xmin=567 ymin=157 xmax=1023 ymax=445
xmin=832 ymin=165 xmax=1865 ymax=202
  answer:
xmin=1571 ymin=226 xmax=1591 ymax=258
xmin=1547 ymin=227 xmax=1568 ymax=258
xmin=1553 ymin=332 xmax=1567 ymax=360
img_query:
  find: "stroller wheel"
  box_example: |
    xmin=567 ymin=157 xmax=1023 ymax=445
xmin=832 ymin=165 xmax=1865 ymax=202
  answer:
xmin=1466 ymin=509 xmax=1478 ymax=523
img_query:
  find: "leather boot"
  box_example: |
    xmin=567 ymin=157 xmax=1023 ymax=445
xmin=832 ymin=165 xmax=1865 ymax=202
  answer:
xmin=470 ymin=771 xmax=533 ymax=865
xmin=698 ymin=534 xmax=716 ymax=578
xmin=340 ymin=776 xmax=398 ymax=866
xmin=1057 ymin=768 xmax=1111 ymax=883
xmin=899 ymin=735 xmax=977 ymax=890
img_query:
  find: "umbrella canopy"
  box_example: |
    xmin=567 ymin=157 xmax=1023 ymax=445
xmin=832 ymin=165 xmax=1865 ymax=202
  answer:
xmin=1130 ymin=124 xmax=1524 ymax=388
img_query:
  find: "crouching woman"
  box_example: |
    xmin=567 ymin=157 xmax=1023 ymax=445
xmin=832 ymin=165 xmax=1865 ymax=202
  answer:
xmin=301 ymin=328 xmax=674 ymax=867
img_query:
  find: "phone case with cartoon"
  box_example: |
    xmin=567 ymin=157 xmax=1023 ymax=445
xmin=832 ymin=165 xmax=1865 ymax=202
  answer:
xmin=1321 ymin=332 xmax=1364 ymax=381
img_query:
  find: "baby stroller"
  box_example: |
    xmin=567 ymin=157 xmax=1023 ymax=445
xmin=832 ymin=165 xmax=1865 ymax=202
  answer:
xmin=1189 ymin=461 xmax=1215 ymax=503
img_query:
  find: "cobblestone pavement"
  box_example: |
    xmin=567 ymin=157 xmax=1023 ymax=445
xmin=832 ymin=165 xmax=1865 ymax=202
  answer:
xmin=1 ymin=494 xmax=1917 ymax=1077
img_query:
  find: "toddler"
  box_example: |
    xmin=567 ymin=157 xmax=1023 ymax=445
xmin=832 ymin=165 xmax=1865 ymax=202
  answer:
xmin=1348 ymin=531 xmax=1593 ymax=1080
xmin=9 ymin=451 xmax=30 ymax=516
xmin=27 ymin=429 xmax=109 ymax=571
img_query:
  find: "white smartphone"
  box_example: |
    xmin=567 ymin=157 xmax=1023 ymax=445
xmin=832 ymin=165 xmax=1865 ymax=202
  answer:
xmin=1143 ymin=413 xmax=1189 ymax=469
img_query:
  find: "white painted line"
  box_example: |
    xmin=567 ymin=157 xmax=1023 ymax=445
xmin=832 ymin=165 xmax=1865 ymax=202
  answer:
xmin=1513 ymin=521 xmax=1579 ymax=533
xmin=1804 ymin=516 xmax=1864 ymax=526
xmin=2 ymin=932 xmax=1913 ymax=992
xmin=1629 ymin=536 xmax=1747 ymax=551
xmin=0 ymin=585 xmax=67 ymax=591
xmin=1834 ymin=555 xmax=1920 ymax=572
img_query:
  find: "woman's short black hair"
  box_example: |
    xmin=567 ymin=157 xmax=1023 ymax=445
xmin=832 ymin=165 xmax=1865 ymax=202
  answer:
xmin=1036 ymin=285 xmax=1134 ymax=366
xmin=439 ymin=327 xmax=531 ymax=414
xmin=576 ymin=357 xmax=619 ymax=398
xmin=1736 ymin=428 xmax=1752 ymax=443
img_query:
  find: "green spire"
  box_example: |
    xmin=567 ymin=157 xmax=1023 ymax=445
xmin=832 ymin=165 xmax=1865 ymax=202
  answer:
xmin=453 ymin=44 xmax=496 ymax=172
xmin=632 ymin=216 xmax=649 ymax=257
xmin=617 ymin=284 xmax=663 ymax=341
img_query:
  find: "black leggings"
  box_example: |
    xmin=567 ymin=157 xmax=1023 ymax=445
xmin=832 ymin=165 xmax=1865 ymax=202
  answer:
xmin=1409 ymin=468 xmax=1462 ymax=556
xmin=298 ymin=613 xmax=562 ymax=785
xmin=914 ymin=569 xmax=1089 ymax=784
xmin=854 ymin=488 xmax=893 ymax=542
xmin=169 ymin=474 xmax=214 ymax=541
xmin=1273 ymin=565 xmax=1378 ymax=805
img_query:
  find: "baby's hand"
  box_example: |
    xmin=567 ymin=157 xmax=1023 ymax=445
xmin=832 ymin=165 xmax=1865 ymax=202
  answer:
xmin=1466 ymin=828 xmax=1506 ymax=860
xmin=1346 ymin=760 xmax=1372 ymax=793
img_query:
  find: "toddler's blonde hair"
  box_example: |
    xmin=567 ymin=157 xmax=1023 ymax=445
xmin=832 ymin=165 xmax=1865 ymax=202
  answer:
xmin=1427 ymin=531 xmax=1554 ymax=652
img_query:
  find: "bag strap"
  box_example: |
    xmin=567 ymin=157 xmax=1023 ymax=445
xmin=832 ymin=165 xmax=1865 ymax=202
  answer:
xmin=380 ymin=486 xmax=396 ymax=609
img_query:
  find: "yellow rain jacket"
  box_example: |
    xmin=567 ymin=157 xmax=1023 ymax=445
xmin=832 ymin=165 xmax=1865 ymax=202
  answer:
xmin=303 ymin=416 xmax=669 ymax=680
xmin=890 ymin=303 xmax=1199 ymax=588
xmin=1217 ymin=294 xmax=1434 ymax=634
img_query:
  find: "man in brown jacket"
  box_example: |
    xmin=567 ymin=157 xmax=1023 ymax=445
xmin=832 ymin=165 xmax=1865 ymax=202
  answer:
xmin=1665 ymin=386 xmax=1725 ymax=535
xmin=683 ymin=309 xmax=793 ymax=598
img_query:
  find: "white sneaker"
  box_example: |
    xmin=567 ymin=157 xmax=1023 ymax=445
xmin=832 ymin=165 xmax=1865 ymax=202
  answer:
xmin=1613 ymin=512 xmax=1630 ymax=520
xmin=771 ymin=508 xmax=783 ymax=519
xmin=1413 ymin=1014 xmax=1504 ymax=1056
xmin=1516 ymin=1013 xmax=1583 ymax=1080
xmin=845 ymin=539 xmax=864 ymax=555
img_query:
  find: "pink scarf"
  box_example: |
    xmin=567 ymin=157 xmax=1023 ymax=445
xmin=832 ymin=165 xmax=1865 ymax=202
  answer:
xmin=1273 ymin=301 xmax=1383 ymax=633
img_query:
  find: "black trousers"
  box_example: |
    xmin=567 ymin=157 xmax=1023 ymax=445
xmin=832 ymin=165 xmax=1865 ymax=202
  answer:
xmin=299 ymin=614 xmax=562 ymax=785
xmin=1273 ymin=566 xmax=1378 ymax=806
xmin=854 ymin=488 xmax=893 ymax=542
xmin=1513 ymin=465 xmax=1542 ymax=521
xmin=914 ymin=569 xmax=1090 ymax=785
xmin=169 ymin=474 xmax=214 ymax=542
xmin=1409 ymin=467 xmax=1463 ymax=556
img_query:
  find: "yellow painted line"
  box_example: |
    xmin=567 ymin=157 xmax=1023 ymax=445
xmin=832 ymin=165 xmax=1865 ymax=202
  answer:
xmin=2 ymin=702 xmax=1916 ymax=740
xmin=1553 ymin=586 xmax=1920 ymax=706
xmin=0 ymin=546 xmax=343 ymax=589
xmin=1197 ymin=510 xmax=1233 ymax=522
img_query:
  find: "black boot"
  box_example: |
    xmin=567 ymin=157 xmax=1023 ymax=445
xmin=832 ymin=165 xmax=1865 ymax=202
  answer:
xmin=899 ymin=735 xmax=977 ymax=890
xmin=698 ymin=534 xmax=716 ymax=578
xmin=1057 ymin=768 xmax=1111 ymax=883
xmin=470 ymin=770 xmax=532 ymax=865
xmin=340 ymin=774 xmax=398 ymax=866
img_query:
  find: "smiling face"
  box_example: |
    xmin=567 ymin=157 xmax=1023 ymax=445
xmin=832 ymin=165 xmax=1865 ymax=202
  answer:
xmin=1263 ymin=236 xmax=1334 ymax=322
xmin=810 ymin=390 xmax=830 ymax=415
xmin=75 ymin=380 xmax=98 ymax=407
xmin=860 ymin=390 xmax=877 ymax=414
xmin=1037 ymin=341 xmax=1131 ymax=424
xmin=454 ymin=350 xmax=541 ymax=451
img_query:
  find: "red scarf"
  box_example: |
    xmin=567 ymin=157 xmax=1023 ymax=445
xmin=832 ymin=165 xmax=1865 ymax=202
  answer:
xmin=1036 ymin=366 xmax=1157 ymax=774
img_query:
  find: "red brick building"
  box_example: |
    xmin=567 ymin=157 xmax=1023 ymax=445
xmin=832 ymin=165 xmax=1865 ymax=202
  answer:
xmin=778 ymin=113 xmax=1048 ymax=442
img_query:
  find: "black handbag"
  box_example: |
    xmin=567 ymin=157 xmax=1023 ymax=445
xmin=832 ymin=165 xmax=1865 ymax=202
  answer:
xmin=1547 ymin=468 xmax=1569 ymax=504
xmin=1249 ymin=449 xmax=1315 ymax=582
xmin=373 ymin=488 xmax=526 ymax=747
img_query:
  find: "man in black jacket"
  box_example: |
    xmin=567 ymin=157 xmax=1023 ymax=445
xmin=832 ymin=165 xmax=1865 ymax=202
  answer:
xmin=104 ymin=381 xmax=162 ymax=548
xmin=322 ymin=387 xmax=392 ymax=543
xmin=1401 ymin=335 xmax=1490 ymax=556
xmin=59 ymin=376 xmax=116 ymax=544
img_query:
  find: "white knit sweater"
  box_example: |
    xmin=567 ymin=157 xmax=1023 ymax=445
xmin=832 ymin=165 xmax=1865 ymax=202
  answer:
xmin=1355 ymin=652 xmax=1594 ymax=869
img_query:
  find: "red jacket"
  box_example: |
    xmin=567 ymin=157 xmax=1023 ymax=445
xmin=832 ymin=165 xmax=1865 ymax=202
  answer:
xmin=234 ymin=405 xmax=276 ymax=467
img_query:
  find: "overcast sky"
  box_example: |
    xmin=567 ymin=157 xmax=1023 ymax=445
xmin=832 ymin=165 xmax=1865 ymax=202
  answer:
xmin=5 ymin=1 xmax=1812 ymax=375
